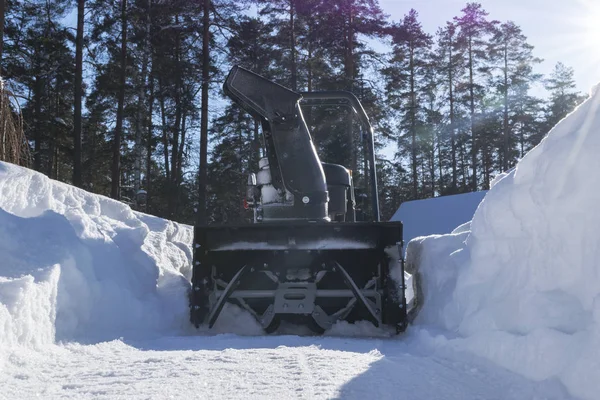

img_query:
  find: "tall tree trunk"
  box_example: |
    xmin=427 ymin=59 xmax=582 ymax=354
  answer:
xmin=0 ymin=0 xmax=6 ymax=75
xmin=430 ymin=146 xmax=435 ymax=196
xmin=174 ymin=110 xmax=186 ymax=217
xmin=73 ymin=0 xmax=84 ymax=187
xmin=145 ymin=0 xmax=154 ymax=198
xmin=483 ymin=135 xmax=490 ymax=189
xmin=460 ymin=138 xmax=467 ymax=188
xmin=468 ymin=36 xmax=477 ymax=191
xmin=111 ymin=0 xmax=127 ymax=199
xmin=428 ymin=98 xmax=435 ymax=196
xmin=307 ymin=22 xmax=313 ymax=92
xmin=519 ymin=105 xmax=525 ymax=157
xmin=169 ymin=14 xmax=182 ymax=217
xmin=437 ymin=138 xmax=443 ymax=193
xmin=360 ymin=80 xmax=369 ymax=211
xmin=252 ymin=120 xmax=260 ymax=169
xmin=197 ymin=0 xmax=210 ymax=225
xmin=305 ymin=24 xmax=313 ymax=126
xmin=177 ymin=111 xmax=185 ymax=181
xmin=448 ymin=37 xmax=457 ymax=191
xmin=409 ymin=47 xmax=417 ymax=199
xmin=344 ymin=6 xmax=356 ymax=175
xmin=89 ymin=118 xmax=96 ymax=184
xmin=419 ymin=156 xmax=425 ymax=193
xmin=146 ymin=64 xmax=154 ymax=207
xmin=345 ymin=7 xmax=354 ymax=87
xmin=34 ymin=75 xmax=42 ymax=171
xmin=289 ymin=0 xmax=297 ymax=91
xmin=502 ymin=42 xmax=509 ymax=171
xmin=134 ymin=40 xmax=149 ymax=192
xmin=48 ymin=80 xmax=59 ymax=178
xmin=158 ymin=79 xmax=170 ymax=181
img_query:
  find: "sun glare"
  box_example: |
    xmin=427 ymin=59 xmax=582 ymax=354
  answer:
xmin=554 ymin=0 xmax=600 ymax=87
xmin=581 ymin=1 xmax=600 ymax=49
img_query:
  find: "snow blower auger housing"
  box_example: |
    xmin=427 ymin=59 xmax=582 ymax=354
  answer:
xmin=190 ymin=66 xmax=410 ymax=334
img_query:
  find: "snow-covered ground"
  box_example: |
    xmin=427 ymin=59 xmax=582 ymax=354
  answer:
xmin=0 ymin=162 xmax=573 ymax=399
xmin=2 ymin=83 xmax=599 ymax=399
xmin=1 ymin=332 xmax=573 ymax=400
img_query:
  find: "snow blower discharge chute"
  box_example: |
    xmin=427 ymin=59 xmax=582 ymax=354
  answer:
xmin=190 ymin=66 xmax=414 ymax=334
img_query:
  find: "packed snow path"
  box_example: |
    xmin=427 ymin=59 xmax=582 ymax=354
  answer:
xmin=1 ymin=332 xmax=572 ymax=400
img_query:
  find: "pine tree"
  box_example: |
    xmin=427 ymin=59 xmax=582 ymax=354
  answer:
xmin=255 ymin=0 xmax=300 ymax=89
xmin=542 ymin=62 xmax=586 ymax=133
xmin=513 ymin=89 xmax=544 ymax=156
xmin=489 ymin=21 xmax=541 ymax=171
xmin=454 ymin=2 xmax=497 ymax=191
xmin=111 ymin=0 xmax=127 ymax=199
xmin=433 ymin=22 xmax=466 ymax=193
xmin=197 ymin=0 xmax=210 ymax=224
xmin=317 ymin=0 xmax=387 ymax=179
xmin=5 ymin=0 xmax=74 ymax=179
xmin=207 ymin=15 xmax=280 ymax=224
xmin=383 ymin=9 xmax=432 ymax=199
xmin=1 ymin=0 xmax=590 ymax=225
xmin=73 ymin=0 xmax=84 ymax=187
xmin=420 ymin=56 xmax=443 ymax=196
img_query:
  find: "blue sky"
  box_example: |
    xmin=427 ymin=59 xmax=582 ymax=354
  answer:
xmin=378 ymin=0 xmax=600 ymax=95
xmin=65 ymin=1 xmax=598 ymax=95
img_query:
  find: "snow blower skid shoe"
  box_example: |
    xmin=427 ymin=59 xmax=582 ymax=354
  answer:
xmin=189 ymin=222 xmax=408 ymax=334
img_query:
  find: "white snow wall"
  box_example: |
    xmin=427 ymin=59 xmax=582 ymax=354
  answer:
xmin=0 ymin=162 xmax=194 ymax=348
xmin=411 ymin=84 xmax=600 ymax=400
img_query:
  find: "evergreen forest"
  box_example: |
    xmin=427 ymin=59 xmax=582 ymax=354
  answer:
xmin=0 ymin=0 xmax=587 ymax=224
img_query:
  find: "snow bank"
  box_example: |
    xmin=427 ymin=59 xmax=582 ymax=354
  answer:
xmin=0 ymin=162 xmax=193 ymax=348
xmin=411 ymin=85 xmax=600 ymax=400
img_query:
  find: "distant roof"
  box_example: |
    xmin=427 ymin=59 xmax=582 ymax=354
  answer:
xmin=390 ymin=191 xmax=488 ymax=245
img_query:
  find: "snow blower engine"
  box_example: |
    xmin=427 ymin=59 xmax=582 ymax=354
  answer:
xmin=190 ymin=66 xmax=410 ymax=334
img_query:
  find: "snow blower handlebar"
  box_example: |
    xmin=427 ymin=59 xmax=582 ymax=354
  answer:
xmin=299 ymin=91 xmax=380 ymax=222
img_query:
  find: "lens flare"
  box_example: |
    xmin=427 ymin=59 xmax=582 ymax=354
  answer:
xmin=551 ymin=0 xmax=600 ymax=87
xmin=580 ymin=1 xmax=600 ymax=48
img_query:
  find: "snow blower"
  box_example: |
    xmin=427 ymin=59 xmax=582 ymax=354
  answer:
xmin=190 ymin=66 xmax=411 ymax=334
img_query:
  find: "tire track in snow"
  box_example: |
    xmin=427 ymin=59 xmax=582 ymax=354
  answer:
xmin=0 ymin=335 xmax=574 ymax=400
xmin=280 ymin=348 xmax=316 ymax=398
